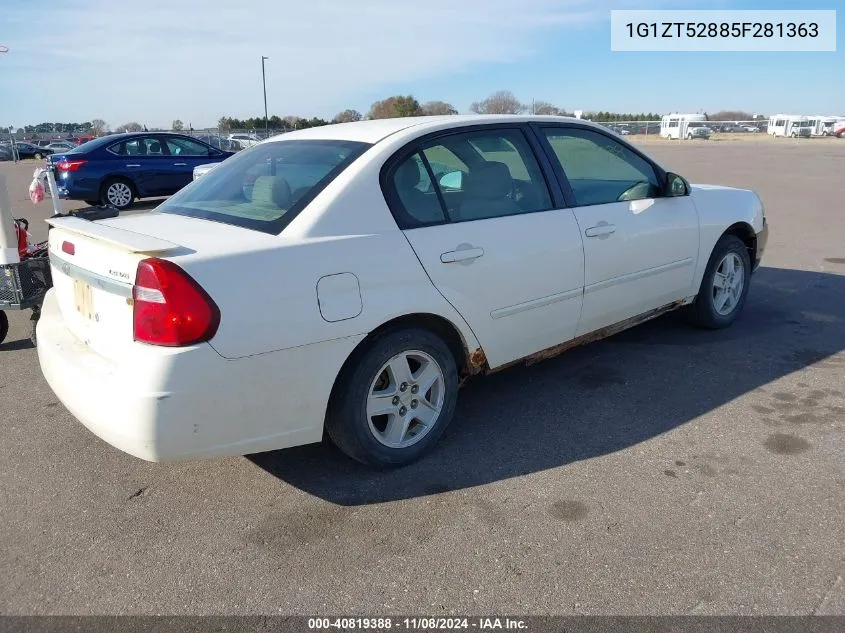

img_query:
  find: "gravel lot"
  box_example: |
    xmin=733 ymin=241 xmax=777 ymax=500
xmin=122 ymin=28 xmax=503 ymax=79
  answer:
xmin=1 ymin=139 xmax=844 ymax=616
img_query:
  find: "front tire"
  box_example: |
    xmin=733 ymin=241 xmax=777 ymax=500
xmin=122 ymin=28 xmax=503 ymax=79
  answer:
xmin=101 ymin=178 xmax=135 ymax=210
xmin=34 ymin=152 xmax=43 ymax=160
xmin=326 ymin=328 xmax=459 ymax=468
xmin=686 ymin=234 xmax=752 ymax=329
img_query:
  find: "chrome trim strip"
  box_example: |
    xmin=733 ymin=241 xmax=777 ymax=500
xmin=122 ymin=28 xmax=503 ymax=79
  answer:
xmin=491 ymin=287 xmax=583 ymax=320
xmin=585 ymin=258 xmax=694 ymax=295
xmin=49 ymin=253 xmax=133 ymax=298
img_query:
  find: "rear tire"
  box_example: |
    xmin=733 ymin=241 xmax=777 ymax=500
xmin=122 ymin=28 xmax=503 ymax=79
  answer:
xmin=686 ymin=234 xmax=751 ymax=329
xmin=101 ymin=178 xmax=135 ymax=210
xmin=0 ymin=311 xmax=8 ymax=345
xmin=326 ymin=328 xmax=459 ymax=468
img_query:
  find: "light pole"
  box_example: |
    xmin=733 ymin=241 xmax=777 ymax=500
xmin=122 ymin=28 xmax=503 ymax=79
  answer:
xmin=261 ymin=56 xmax=269 ymax=137
xmin=1 ymin=47 xmax=15 ymax=163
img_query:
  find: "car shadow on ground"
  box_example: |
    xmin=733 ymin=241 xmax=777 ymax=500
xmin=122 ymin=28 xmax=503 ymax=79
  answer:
xmin=0 ymin=338 xmax=34 ymax=351
xmin=250 ymin=266 xmax=839 ymax=504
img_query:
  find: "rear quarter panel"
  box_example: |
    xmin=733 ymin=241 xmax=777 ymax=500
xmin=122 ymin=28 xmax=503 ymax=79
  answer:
xmin=174 ymin=229 xmax=480 ymax=362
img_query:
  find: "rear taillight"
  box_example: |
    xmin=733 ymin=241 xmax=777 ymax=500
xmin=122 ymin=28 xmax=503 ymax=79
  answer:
xmin=132 ymin=258 xmax=220 ymax=347
xmin=56 ymin=159 xmax=87 ymax=172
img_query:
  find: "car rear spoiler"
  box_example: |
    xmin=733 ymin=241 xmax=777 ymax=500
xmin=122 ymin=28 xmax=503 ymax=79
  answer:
xmin=45 ymin=215 xmax=181 ymax=253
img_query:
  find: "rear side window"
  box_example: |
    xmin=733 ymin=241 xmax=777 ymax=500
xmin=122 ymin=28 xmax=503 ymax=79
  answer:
xmin=158 ymin=139 xmax=370 ymax=234
xmin=107 ymin=137 xmax=165 ymax=156
xmin=385 ymin=128 xmax=553 ymax=228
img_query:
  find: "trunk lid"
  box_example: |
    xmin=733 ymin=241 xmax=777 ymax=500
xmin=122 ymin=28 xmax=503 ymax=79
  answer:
xmin=45 ymin=212 xmax=274 ymax=359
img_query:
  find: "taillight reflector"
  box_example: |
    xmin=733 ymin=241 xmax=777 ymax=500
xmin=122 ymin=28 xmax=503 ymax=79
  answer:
xmin=56 ymin=159 xmax=87 ymax=172
xmin=132 ymin=258 xmax=220 ymax=347
xmin=61 ymin=241 xmax=75 ymax=255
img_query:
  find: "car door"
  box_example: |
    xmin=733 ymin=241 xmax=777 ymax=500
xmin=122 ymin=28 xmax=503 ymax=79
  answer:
xmin=534 ymin=124 xmax=699 ymax=337
xmin=163 ymin=136 xmax=221 ymax=192
xmin=108 ymin=136 xmax=172 ymax=197
xmin=384 ymin=125 xmax=585 ymax=369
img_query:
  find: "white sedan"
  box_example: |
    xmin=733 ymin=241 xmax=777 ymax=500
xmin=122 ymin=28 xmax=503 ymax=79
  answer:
xmin=37 ymin=114 xmax=769 ymax=468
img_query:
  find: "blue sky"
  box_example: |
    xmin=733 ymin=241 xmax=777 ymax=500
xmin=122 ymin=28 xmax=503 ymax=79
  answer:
xmin=0 ymin=0 xmax=841 ymax=129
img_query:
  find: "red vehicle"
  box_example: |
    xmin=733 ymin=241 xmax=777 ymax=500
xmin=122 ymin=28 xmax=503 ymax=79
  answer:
xmin=74 ymin=135 xmax=96 ymax=146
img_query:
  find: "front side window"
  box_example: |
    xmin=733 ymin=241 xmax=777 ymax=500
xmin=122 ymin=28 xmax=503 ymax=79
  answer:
xmin=159 ymin=139 xmax=370 ymax=234
xmin=386 ymin=128 xmax=553 ymax=227
xmin=166 ymin=137 xmax=215 ymax=157
xmin=542 ymin=127 xmax=661 ymax=206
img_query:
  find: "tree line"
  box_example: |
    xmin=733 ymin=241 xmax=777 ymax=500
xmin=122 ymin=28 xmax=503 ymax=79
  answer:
xmin=4 ymin=97 xmax=766 ymax=138
xmin=214 ymin=92 xmax=762 ymax=130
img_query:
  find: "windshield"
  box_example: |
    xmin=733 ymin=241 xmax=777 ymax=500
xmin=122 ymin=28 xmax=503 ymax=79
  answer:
xmin=158 ymin=138 xmax=371 ymax=234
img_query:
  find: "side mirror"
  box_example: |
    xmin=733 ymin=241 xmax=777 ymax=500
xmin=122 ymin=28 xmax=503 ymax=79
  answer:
xmin=439 ymin=170 xmax=463 ymax=190
xmin=664 ymin=172 xmax=689 ymax=197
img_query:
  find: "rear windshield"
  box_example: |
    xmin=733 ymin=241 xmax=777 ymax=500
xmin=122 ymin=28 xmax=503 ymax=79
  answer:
xmin=158 ymin=139 xmax=370 ymax=234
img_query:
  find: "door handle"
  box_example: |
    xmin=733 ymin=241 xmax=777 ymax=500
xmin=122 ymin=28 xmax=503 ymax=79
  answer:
xmin=125 ymin=164 xmax=140 ymax=168
xmin=441 ymin=247 xmax=484 ymax=263
xmin=584 ymin=224 xmax=616 ymax=237
xmin=173 ymin=162 xmax=187 ymax=166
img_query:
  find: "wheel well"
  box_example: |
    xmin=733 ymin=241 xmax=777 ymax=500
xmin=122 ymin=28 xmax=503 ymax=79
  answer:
xmin=724 ymin=222 xmax=756 ymax=263
xmin=359 ymin=313 xmax=469 ymax=372
xmin=327 ymin=313 xmax=474 ymax=413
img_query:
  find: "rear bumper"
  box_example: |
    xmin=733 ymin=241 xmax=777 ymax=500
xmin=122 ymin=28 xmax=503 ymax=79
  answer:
xmin=55 ymin=172 xmax=100 ymax=200
xmin=35 ymin=289 xmax=347 ymax=462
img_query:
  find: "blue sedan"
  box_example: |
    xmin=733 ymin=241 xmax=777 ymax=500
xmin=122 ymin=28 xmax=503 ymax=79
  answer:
xmin=46 ymin=132 xmax=234 ymax=210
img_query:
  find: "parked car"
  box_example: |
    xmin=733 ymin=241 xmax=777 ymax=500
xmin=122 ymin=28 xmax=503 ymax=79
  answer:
xmin=195 ymin=134 xmax=242 ymax=152
xmin=45 ymin=141 xmax=76 ymax=153
xmin=10 ymin=142 xmax=54 ymax=159
xmin=0 ymin=145 xmax=16 ymax=161
xmin=192 ymin=163 xmax=219 ymax=180
xmin=44 ymin=132 xmax=235 ymax=210
xmin=37 ymin=114 xmax=768 ymax=468
xmin=228 ymin=133 xmax=260 ymax=148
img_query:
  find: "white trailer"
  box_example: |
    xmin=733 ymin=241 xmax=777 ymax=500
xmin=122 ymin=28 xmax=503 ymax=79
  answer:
xmin=660 ymin=113 xmax=707 ymax=139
